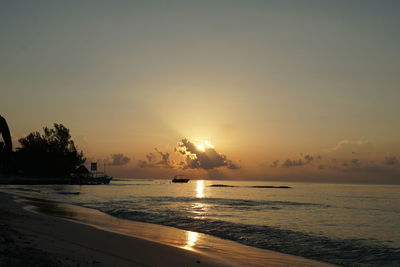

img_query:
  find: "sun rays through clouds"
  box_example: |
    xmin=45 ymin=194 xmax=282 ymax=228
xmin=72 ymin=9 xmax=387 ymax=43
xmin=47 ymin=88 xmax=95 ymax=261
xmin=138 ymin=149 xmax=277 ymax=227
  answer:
xmin=138 ymin=138 xmax=239 ymax=171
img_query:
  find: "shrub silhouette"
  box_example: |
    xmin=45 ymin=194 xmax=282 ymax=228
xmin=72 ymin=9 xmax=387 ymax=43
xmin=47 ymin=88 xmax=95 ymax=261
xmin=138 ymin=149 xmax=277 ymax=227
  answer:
xmin=15 ymin=124 xmax=85 ymax=177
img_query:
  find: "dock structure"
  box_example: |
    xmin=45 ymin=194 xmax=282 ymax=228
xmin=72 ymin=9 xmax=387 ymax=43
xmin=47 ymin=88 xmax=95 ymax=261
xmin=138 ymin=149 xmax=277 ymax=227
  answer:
xmin=71 ymin=164 xmax=112 ymax=185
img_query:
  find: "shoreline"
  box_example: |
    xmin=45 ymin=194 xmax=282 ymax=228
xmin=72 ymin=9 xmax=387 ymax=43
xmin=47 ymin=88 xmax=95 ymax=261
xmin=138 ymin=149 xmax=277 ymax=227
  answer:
xmin=0 ymin=192 xmax=228 ymax=267
xmin=1 ymin=192 xmax=335 ymax=266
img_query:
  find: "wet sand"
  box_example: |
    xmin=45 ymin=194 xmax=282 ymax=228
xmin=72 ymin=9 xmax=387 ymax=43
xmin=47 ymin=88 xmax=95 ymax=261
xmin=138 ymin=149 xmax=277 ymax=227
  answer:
xmin=0 ymin=192 xmax=335 ymax=266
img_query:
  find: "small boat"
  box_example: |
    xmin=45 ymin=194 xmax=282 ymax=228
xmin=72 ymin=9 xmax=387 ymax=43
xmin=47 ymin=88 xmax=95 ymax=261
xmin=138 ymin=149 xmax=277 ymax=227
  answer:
xmin=172 ymin=174 xmax=190 ymax=183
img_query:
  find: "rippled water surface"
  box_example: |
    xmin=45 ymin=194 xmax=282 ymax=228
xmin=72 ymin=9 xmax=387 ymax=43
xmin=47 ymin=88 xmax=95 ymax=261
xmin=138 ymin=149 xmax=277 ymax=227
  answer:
xmin=2 ymin=180 xmax=400 ymax=266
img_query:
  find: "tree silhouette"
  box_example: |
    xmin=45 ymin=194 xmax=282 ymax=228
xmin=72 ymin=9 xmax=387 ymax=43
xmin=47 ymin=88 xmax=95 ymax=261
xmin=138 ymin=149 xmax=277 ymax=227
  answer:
xmin=15 ymin=124 xmax=85 ymax=177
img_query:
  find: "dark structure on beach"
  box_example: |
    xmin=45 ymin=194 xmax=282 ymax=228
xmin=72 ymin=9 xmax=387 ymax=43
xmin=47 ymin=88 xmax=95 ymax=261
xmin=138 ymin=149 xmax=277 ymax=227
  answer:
xmin=0 ymin=115 xmax=12 ymax=175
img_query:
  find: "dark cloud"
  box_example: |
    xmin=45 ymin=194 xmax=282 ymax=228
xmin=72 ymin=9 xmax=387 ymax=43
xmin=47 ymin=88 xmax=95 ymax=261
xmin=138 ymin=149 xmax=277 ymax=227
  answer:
xmin=339 ymin=159 xmax=361 ymax=168
xmin=320 ymin=158 xmax=396 ymax=174
xmin=138 ymin=148 xmax=174 ymax=168
xmin=282 ymin=159 xmax=305 ymax=168
xmin=109 ymin=153 xmax=131 ymax=166
xmin=176 ymin=138 xmax=239 ymax=170
xmin=327 ymin=158 xmax=362 ymax=170
xmin=271 ymin=150 xmax=373 ymax=171
xmin=267 ymin=147 xmax=400 ymax=182
xmin=281 ymin=154 xmax=315 ymax=168
xmin=383 ymin=156 xmax=399 ymax=165
xmin=304 ymin=154 xmax=314 ymax=163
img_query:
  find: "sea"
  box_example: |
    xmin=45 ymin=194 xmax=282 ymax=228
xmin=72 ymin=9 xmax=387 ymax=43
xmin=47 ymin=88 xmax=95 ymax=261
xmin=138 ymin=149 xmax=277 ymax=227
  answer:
xmin=2 ymin=179 xmax=400 ymax=266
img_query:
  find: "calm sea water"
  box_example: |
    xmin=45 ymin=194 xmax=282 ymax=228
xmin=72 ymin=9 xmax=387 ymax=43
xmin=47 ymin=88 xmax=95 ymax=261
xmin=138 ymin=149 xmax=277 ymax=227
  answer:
xmin=2 ymin=179 xmax=400 ymax=266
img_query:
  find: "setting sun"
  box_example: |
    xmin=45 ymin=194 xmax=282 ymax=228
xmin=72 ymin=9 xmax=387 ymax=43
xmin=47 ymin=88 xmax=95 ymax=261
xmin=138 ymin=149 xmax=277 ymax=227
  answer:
xmin=196 ymin=144 xmax=206 ymax=151
xmin=196 ymin=140 xmax=214 ymax=152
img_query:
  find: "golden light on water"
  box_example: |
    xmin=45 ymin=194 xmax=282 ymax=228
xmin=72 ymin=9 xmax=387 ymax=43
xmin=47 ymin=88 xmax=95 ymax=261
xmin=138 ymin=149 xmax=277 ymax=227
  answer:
xmin=186 ymin=231 xmax=198 ymax=247
xmin=196 ymin=180 xmax=205 ymax=198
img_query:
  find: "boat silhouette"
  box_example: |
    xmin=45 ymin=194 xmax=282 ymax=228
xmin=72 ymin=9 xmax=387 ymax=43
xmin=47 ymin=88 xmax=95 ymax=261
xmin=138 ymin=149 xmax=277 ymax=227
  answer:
xmin=172 ymin=174 xmax=190 ymax=183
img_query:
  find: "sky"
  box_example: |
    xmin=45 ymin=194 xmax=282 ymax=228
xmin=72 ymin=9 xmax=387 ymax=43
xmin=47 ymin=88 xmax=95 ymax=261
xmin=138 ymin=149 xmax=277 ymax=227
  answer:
xmin=1 ymin=1 xmax=400 ymax=183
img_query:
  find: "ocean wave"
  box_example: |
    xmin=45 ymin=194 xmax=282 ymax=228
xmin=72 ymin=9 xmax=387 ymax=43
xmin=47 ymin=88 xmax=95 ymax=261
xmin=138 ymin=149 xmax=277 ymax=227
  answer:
xmin=87 ymin=205 xmax=400 ymax=266
xmin=131 ymin=196 xmax=329 ymax=208
xmin=6 ymin=188 xmax=42 ymax=193
xmin=80 ymin=197 xmax=328 ymax=218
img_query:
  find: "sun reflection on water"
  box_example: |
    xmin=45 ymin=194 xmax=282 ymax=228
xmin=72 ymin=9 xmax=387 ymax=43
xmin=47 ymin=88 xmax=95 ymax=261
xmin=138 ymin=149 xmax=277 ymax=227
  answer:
xmin=183 ymin=231 xmax=198 ymax=250
xmin=196 ymin=180 xmax=205 ymax=198
xmin=182 ymin=181 xmax=205 ymax=250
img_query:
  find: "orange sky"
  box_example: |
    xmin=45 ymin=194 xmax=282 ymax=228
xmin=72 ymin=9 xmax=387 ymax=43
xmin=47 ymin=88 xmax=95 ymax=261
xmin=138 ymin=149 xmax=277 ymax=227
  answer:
xmin=1 ymin=1 xmax=400 ymax=183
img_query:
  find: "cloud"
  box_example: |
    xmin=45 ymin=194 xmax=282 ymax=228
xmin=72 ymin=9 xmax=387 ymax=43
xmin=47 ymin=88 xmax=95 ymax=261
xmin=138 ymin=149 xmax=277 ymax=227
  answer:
xmin=176 ymin=138 xmax=240 ymax=170
xmin=304 ymin=154 xmax=314 ymax=163
xmin=138 ymin=148 xmax=174 ymax=168
xmin=383 ymin=156 xmax=399 ymax=165
xmin=317 ymin=157 xmax=400 ymax=175
xmin=329 ymin=138 xmax=372 ymax=155
xmin=263 ymin=143 xmax=400 ymax=182
xmin=282 ymin=159 xmax=305 ymax=168
xmin=281 ymin=154 xmax=315 ymax=168
xmin=109 ymin=153 xmax=131 ymax=166
xmin=339 ymin=160 xmax=390 ymax=173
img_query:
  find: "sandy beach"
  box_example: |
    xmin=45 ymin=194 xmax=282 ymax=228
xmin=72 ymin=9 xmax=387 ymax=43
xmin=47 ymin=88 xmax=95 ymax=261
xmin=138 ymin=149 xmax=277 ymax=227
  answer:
xmin=0 ymin=192 xmax=334 ymax=266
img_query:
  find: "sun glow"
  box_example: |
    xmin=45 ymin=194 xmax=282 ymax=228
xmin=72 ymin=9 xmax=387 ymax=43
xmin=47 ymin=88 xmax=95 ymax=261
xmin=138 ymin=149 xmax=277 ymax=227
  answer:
xmin=204 ymin=140 xmax=213 ymax=148
xmin=196 ymin=144 xmax=206 ymax=151
xmin=196 ymin=140 xmax=214 ymax=152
